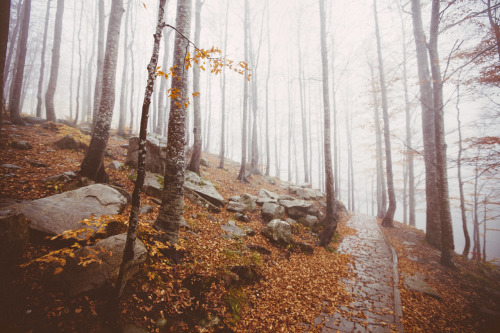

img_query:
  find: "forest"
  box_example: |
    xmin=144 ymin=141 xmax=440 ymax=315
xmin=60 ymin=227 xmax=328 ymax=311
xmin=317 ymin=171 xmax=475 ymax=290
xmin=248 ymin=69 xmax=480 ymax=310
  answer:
xmin=0 ymin=0 xmax=499 ymax=332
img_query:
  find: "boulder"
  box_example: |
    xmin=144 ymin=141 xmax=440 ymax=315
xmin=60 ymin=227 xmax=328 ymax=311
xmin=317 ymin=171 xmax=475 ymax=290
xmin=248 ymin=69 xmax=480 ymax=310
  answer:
xmin=262 ymin=219 xmax=293 ymax=244
xmin=14 ymin=184 xmax=128 ymax=236
xmin=1 ymin=164 xmax=21 ymax=170
xmin=10 ymin=140 xmax=32 ymax=150
xmin=238 ymin=193 xmax=258 ymax=212
xmin=404 ymin=274 xmax=441 ymax=300
xmin=200 ymin=158 xmax=210 ymax=167
xmin=258 ymin=189 xmax=279 ymax=200
xmin=42 ymin=171 xmax=78 ymax=184
xmin=184 ymin=170 xmax=225 ymax=207
xmin=0 ymin=213 xmax=29 ymax=265
xmin=185 ymin=188 xmax=221 ymax=213
xmin=307 ymin=205 xmax=321 ymax=218
xmin=227 ymin=201 xmax=247 ymax=213
xmin=126 ymin=135 xmax=168 ymax=174
xmin=278 ymin=194 xmax=295 ymax=202
xmin=221 ymin=221 xmax=255 ymax=239
xmin=59 ymin=233 xmax=147 ymax=296
xmin=261 ymin=202 xmax=284 ymax=222
xmin=107 ymin=161 xmax=124 ymax=170
xmin=22 ymin=116 xmax=47 ymax=125
xmin=140 ymin=205 xmax=153 ymax=214
xmin=298 ymin=215 xmax=319 ymax=227
xmin=142 ymin=172 xmax=164 ymax=198
xmin=235 ymin=212 xmax=250 ymax=222
xmin=279 ymin=199 xmax=313 ymax=219
xmin=256 ymin=197 xmax=277 ymax=206
xmin=55 ymin=134 xmax=87 ymax=149
xmin=229 ymin=196 xmax=240 ymax=202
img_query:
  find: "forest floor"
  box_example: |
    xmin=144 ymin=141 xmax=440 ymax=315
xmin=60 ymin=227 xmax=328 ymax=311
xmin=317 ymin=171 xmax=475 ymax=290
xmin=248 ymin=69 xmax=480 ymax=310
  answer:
xmin=0 ymin=117 xmax=499 ymax=332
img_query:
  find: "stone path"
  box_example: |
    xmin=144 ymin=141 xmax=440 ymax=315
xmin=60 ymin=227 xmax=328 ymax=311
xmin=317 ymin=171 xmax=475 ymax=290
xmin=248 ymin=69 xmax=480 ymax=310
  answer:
xmin=317 ymin=214 xmax=404 ymax=332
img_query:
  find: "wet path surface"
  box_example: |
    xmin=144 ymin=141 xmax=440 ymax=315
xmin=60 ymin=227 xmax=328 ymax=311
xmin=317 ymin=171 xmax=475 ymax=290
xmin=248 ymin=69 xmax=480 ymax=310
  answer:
xmin=317 ymin=214 xmax=404 ymax=332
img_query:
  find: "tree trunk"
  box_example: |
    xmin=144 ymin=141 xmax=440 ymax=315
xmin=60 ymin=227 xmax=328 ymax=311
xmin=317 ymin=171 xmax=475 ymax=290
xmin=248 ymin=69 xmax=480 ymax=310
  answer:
xmin=374 ymin=0 xmax=396 ymax=228
xmin=298 ymin=26 xmax=309 ymax=184
xmin=187 ymin=0 xmax=203 ymax=174
xmin=410 ymin=0 xmax=441 ymax=248
xmin=218 ymin=1 xmax=229 ymax=169
xmin=117 ymin=0 xmax=131 ymax=136
xmin=3 ymin=1 xmax=21 ymax=103
xmin=156 ymin=20 xmax=170 ymax=136
xmin=487 ymin=0 xmax=500 ymax=61
xmin=264 ymin=2 xmax=271 ymax=176
xmin=237 ymin=0 xmax=249 ymax=182
xmin=248 ymin=3 xmax=260 ymax=177
xmin=74 ymin=3 xmax=83 ymax=125
xmin=456 ymin=80 xmax=470 ymax=258
xmin=428 ymin=0 xmax=454 ymax=267
xmin=80 ymin=0 xmax=124 ymax=183
xmin=114 ymin=0 xmax=168 ymax=302
xmin=45 ymin=0 xmax=64 ymax=122
xmin=318 ymin=0 xmax=337 ymax=246
xmin=93 ymin=0 xmax=105 ymax=130
xmin=8 ymin=0 xmax=31 ymax=125
xmin=35 ymin=0 xmax=52 ymax=118
xmin=330 ymin=40 xmax=339 ymax=198
xmin=69 ymin=5 xmax=76 ymax=120
xmin=0 ymin=0 xmax=10 ymax=127
xmin=154 ymin=0 xmax=192 ymax=243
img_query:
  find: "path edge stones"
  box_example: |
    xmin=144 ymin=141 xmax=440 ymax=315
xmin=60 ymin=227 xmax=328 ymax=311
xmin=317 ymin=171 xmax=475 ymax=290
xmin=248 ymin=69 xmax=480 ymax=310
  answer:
xmin=377 ymin=222 xmax=405 ymax=333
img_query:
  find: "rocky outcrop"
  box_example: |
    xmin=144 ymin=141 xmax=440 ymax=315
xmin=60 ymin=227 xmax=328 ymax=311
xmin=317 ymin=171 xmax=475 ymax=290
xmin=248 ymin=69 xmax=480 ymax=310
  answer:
xmin=0 ymin=213 xmax=29 ymax=265
xmin=58 ymin=233 xmax=147 ymax=296
xmin=238 ymin=193 xmax=258 ymax=213
xmin=221 ymin=221 xmax=255 ymax=239
xmin=184 ymin=171 xmax=225 ymax=207
xmin=143 ymin=172 xmax=164 ymax=199
xmin=298 ymin=215 xmax=319 ymax=227
xmin=13 ymin=184 xmax=128 ymax=236
xmin=227 ymin=201 xmax=247 ymax=213
xmin=279 ymin=199 xmax=313 ymax=219
xmin=54 ymin=134 xmax=88 ymax=149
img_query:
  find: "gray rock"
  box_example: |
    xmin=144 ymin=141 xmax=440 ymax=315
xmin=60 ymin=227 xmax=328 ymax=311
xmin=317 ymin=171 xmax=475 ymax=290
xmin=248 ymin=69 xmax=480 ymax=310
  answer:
xmin=262 ymin=219 xmax=293 ymax=244
xmin=279 ymin=199 xmax=313 ymax=219
xmin=239 ymin=193 xmax=258 ymax=212
xmin=184 ymin=170 xmax=225 ymax=207
xmin=278 ymin=194 xmax=295 ymax=201
xmin=307 ymin=205 xmax=321 ymax=218
xmin=258 ymin=189 xmax=279 ymax=200
xmin=256 ymin=197 xmax=277 ymax=206
xmin=200 ymin=158 xmax=210 ymax=167
xmin=0 ymin=213 xmax=29 ymax=265
xmin=55 ymin=134 xmax=87 ymax=149
xmin=14 ymin=184 xmax=128 ymax=236
xmin=107 ymin=161 xmax=124 ymax=170
xmin=1 ymin=164 xmax=21 ymax=170
xmin=227 ymin=201 xmax=247 ymax=213
xmin=221 ymin=221 xmax=254 ymax=239
xmin=42 ymin=172 xmax=77 ymax=183
xmin=60 ymin=233 xmax=147 ymax=296
xmin=185 ymin=188 xmax=221 ymax=213
xmin=11 ymin=140 xmax=32 ymax=150
xmin=140 ymin=205 xmax=153 ymax=214
xmin=126 ymin=135 xmax=168 ymax=174
xmin=235 ymin=212 xmax=250 ymax=222
xmin=229 ymin=196 xmax=240 ymax=202
xmin=404 ymin=274 xmax=441 ymax=300
xmin=261 ymin=202 xmax=284 ymax=222
xmin=143 ymin=172 xmax=164 ymax=198
xmin=286 ymin=218 xmax=297 ymax=225
xmin=26 ymin=158 xmax=47 ymax=167
xmin=298 ymin=215 xmax=319 ymax=227
xmin=22 ymin=116 xmax=47 ymax=125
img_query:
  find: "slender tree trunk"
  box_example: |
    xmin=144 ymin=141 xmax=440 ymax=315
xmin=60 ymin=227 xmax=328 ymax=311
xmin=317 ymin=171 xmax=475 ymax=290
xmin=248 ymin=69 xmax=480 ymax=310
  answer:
xmin=0 ymin=0 xmax=11 ymax=127
xmin=117 ymin=0 xmax=131 ymax=136
xmin=155 ymin=0 xmax=192 ymax=243
xmin=330 ymin=39 xmax=339 ymax=198
xmin=86 ymin=10 xmax=96 ymax=124
xmin=428 ymin=0 xmax=454 ymax=267
xmin=187 ymin=0 xmax=203 ymax=174
xmin=248 ymin=6 xmax=260 ymax=177
xmin=80 ymin=0 xmax=124 ymax=183
xmin=237 ymin=0 xmax=249 ymax=182
xmin=410 ymin=0 xmax=441 ymax=248
xmin=156 ymin=15 xmax=170 ymax=136
xmin=487 ymin=0 xmax=500 ymax=61
xmin=205 ymin=74 xmax=211 ymax=151
xmin=115 ymin=0 xmax=168 ymax=302
xmin=287 ymin=78 xmax=292 ymax=183
xmin=93 ymin=0 xmax=105 ymax=130
xmin=69 ymin=5 xmax=76 ymax=120
xmin=3 ymin=1 xmax=21 ymax=102
xmin=35 ymin=0 xmax=52 ymax=118
xmin=45 ymin=0 xmax=64 ymax=122
xmin=8 ymin=0 xmax=31 ymax=125
xmin=374 ymin=0 xmax=396 ymax=228
xmin=298 ymin=25 xmax=309 ymax=184
xmin=218 ymin=1 xmax=229 ymax=169
xmin=456 ymin=81 xmax=470 ymax=258
xmin=74 ymin=3 xmax=83 ymax=125
xmin=265 ymin=2 xmax=271 ymax=176
xmin=318 ymin=0 xmax=337 ymax=246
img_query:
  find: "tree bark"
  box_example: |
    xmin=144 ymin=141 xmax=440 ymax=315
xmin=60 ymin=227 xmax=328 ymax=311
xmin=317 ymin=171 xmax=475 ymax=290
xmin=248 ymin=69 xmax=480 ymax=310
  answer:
xmin=8 ymin=0 xmax=31 ymax=125
xmin=117 ymin=0 xmax=131 ymax=136
xmin=35 ymin=0 xmax=52 ymax=118
xmin=428 ymin=0 xmax=454 ymax=267
xmin=298 ymin=25 xmax=309 ymax=184
xmin=3 ymin=1 xmax=21 ymax=103
xmin=74 ymin=3 xmax=83 ymax=125
xmin=80 ymin=0 xmax=124 ymax=183
xmin=374 ymin=0 xmax=396 ymax=228
xmin=0 ymin=0 xmax=10 ymax=127
xmin=114 ymin=0 xmax=168 ymax=302
xmin=156 ymin=20 xmax=170 ymax=136
xmin=187 ymin=0 xmax=204 ymax=175
xmin=154 ymin=0 xmax=192 ymax=243
xmin=264 ymin=2 xmax=271 ymax=176
xmin=410 ymin=0 xmax=441 ymax=248
xmin=237 ymin=0 xmax=249 ymax=182
xmin=45 ymin=0 xmax=64 ymax=122
xmin=218 ymin=0 xmax=228 ymax=169
xmin=93 ymin=0 xmax=105 ymax=130
xmin=318 ymin=0 xmax=337 ymax=246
